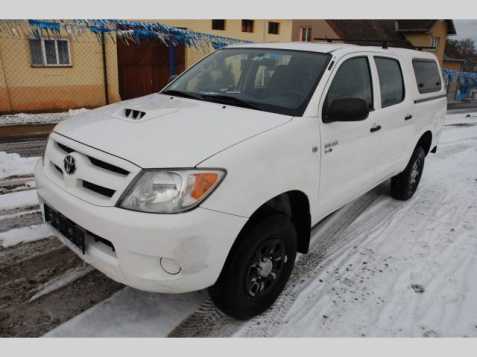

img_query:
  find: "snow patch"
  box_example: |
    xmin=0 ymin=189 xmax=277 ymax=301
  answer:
xmin=444 ymin=112 xmax=477 ymax=126
xmin=0 ymin=224 xmax=54 ymax=248
xmin=0 ymin=152 xmax=39 ymax=180
xmin=0 ymin=108 xmax=88 ymax=127
xmin=0 ymin=189 xmax=39 ymax=211
xmin=45 ymin=288 xmax=206 ymax=337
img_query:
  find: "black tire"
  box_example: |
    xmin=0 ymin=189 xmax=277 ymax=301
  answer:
xmin=390 ymin=146 xmax=426 ymax=201
xmin=209 ymin=213 xmax=297 ymax=320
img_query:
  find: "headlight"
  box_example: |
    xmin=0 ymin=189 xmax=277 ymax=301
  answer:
xmin=118 ymin=169 xmax=226 ymax=213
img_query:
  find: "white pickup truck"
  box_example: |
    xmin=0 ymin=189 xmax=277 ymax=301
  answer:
xmin=35 ymin=42 xmax=446 ymax=319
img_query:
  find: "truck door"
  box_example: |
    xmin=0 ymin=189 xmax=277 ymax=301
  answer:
xmin=317 ymin=55 xmax=379 ymax=217
xmin=370 ymin=56 xmax=415 ymax=180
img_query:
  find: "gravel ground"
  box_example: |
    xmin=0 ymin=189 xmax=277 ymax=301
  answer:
xmin=0 ymin=234 xmax=123 ymax=336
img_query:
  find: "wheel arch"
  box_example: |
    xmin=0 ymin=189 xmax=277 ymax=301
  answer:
xmin=229 ymin=190 xmax=312 ymax=257
xmin=416 ymin=130 xmax=433 ymax=156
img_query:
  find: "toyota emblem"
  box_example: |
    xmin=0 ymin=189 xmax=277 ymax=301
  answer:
xmin=63 ymin=155 xmax=76 ymax=175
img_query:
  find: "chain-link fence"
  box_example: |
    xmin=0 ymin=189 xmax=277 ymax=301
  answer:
xmin=0 ymin=30 xmax=122 ymax=115
xmin=2 ymin=19 xmax=476 ymax=117
xmin=0 ymin=19 xmax=243 ymax=116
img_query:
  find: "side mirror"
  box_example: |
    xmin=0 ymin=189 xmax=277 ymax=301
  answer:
xmin=323 ymin=97 xmax=370 ymax=123
xmin=168 ymin=74 xmax=178 ymax=83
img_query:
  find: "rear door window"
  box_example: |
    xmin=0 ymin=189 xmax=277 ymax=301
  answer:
xmin=412 ymin=59 xmax=442 ymax=94
xmin=375 ymin=57 xmax=405 ymax=107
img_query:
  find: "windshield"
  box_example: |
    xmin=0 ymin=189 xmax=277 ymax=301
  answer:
xmin=162 ymin=48 xmax=331 ymax=116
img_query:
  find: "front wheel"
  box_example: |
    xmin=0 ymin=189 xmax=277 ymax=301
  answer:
xmin=390 ymin=146 xmax=426 ymax=201
xmin=209 ymin=213 xmax=297 ymax=320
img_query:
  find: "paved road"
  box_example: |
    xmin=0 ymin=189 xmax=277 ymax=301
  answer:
xmin=0 ymin=136 xmax=47 ymax=157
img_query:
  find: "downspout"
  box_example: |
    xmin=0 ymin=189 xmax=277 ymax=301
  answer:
xmin=101 ymin=32 xmax=109 ymax=105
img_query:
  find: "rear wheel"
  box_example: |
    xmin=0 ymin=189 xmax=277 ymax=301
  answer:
xmin=209 ymin=213 xmax=297 ymax=320
xmin=390 ymin=146 xmax=426 ymax=201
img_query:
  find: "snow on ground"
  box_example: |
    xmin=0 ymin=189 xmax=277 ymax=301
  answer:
xmin=234 ymin=114 xmax=477 ymax=337
xmin=0 ymin=189 xmax=38 ymax=211
xmin=0 ymin=108 xmax=88 ymax=127
xmin=46 ymin=289 xmax=206 ymax=337
xmin=0 ymin=152 xmax=38 ymax=179
xmin=0 ymin=224 xmax=54 ymax=248
xmin=444 ymin=111 xmax=477 ymax=126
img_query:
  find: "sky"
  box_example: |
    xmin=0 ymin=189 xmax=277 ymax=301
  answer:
xmin=454 ymin=20 xmax=477 ymax=43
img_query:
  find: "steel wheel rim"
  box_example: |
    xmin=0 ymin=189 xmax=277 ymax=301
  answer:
xmin=245 ymin=237 xmax=287 ymax=298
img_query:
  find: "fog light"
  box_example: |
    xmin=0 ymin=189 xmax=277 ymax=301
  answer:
xmin=160 ymin=257 xmax=182 ymax=275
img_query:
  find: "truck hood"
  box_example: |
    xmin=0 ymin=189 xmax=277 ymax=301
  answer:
xmin=55 ymin=93 xmax=292 ymax=168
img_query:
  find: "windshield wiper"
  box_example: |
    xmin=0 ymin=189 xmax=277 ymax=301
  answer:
xmin=200 ymin=94 xmax=260 ymax=110
xmin=162 ymin=89 xmax=204 ymax=101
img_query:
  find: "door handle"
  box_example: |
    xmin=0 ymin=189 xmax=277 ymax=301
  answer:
xmin=370 ymin=125 xmax=381 ymax=133
xmin=405 ymin=114 xmax=413 ymax=121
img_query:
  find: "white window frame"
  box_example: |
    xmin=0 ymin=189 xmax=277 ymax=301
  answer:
xmin=431 ymin=37 xmax=439 ymax=50
xmin=31 ymin=38 xmax=72 ymax=67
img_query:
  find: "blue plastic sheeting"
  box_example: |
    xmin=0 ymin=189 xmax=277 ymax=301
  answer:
xmin=21 ymin=19 xmax=249 ymax=49
xmin=443 ymin=68 xmax=477 ymax=101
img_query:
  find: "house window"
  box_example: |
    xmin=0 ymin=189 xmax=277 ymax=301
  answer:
xmin=29 ymin=38 xmax=71 ymax=67
xmin=242 ymin=20 xmax=254 ymax=33
xmin=268 ymin=22 xmax=280 ymax=35
xmin=212 ymin=20 xmax=225 ymax=31
xmin=431 ymin=37 xmax=440 ymax=49
xmin=300 ymin=27 xmax=312 ymax=42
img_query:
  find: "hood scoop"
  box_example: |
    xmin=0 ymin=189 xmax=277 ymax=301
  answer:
xmin=124 ymin=108 xmax=146 ymax=120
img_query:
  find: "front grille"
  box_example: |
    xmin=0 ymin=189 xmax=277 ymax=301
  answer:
xmin=88 ymin=156 xmax=129 ymax=176
xmin=52 ymin=163 xmax=63 ymax=176
xmin=44 ymin=133 xmax=140 ymax=207
xmin=56 ymin=142 xmax=74 ymax=153
xmin=82 ymin=180 xmax=116 ymax=198
xmin=55 ymin=140 xmax=129 ymax=176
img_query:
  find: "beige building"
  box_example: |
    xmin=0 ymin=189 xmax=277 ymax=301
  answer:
xmin=325 ymin=20 xmax=456 ymax=66
xmin=2 ymin=19 xmax=456 ymax=114
xmin=0 ymin=19 xmax=339 ymax=114
xmin=160 ymin=20 xmax=338 ymax=65
xmin=0 ymin=28 xmax=120 ymax=113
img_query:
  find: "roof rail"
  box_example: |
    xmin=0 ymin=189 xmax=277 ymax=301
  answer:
xmin=313 ymin=37 xmax=435 ymax=51
xmin=314 ymin=38 xmax=391 ymax=49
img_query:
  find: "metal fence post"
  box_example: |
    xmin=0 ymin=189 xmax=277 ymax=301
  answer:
xmin=101 ymin=32 xmax=109 ymax=105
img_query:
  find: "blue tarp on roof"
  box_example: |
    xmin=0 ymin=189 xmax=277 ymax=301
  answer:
xmin=18 ymin=19 xmax=249 ymax=49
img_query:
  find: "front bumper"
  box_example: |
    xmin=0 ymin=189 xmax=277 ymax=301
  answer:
xmin=34 ymin=161 xmax=247 ymax=293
